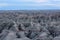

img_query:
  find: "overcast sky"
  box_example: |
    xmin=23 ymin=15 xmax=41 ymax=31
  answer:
xmin=0 ymin=0 xmax=60 ymax=10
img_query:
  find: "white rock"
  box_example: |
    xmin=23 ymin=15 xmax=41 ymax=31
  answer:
xmin=15 ymin=37 xmax=31 ymax=40
xmin=4 ymin=31 xmax=16 ymax=40
xmin=53 ymin=36 xmax=60 ymax=40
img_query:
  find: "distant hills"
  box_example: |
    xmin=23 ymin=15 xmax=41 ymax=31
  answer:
xmin=0 ymin=10 xmax=60 ymax=14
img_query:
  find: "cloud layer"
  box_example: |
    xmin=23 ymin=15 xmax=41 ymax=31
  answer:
xmin=0 ymin=3 xmax=8 ymax=7
xmin=0 ymin=0 xmax=60 ymax=10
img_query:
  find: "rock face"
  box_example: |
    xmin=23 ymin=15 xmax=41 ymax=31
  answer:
xmin=0 ymin=11 xmax=60 ymax=40
xmin=53 ymin=36 xmax=60 ymax=40
xmin=4 ymin=31 xmax=16 ymax=40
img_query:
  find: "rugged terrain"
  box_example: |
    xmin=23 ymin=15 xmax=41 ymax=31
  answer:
xmin=0 ymin=10 xmax=60 ymax=40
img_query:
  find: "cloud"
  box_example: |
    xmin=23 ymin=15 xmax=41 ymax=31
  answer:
xmin=7 ymin=3 xmax=60 ymax=7
xmin=12 ymin=0 xmax=50 ymax=3
xmin=26 ymin=3 xmax=60 ymax=7
xmin=32 ymin=0 xmax=49 ymax=3
xmin=53 ymin=0 xmax=60 ymax=1
xmin=0 ymin=3 xmax=8 ymax=7
xmin=0 ymin=0 xmax=60 ymax=9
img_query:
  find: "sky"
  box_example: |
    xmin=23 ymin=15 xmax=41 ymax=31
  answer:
xmin=0 ymin=0 xmax=60 ymax=10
